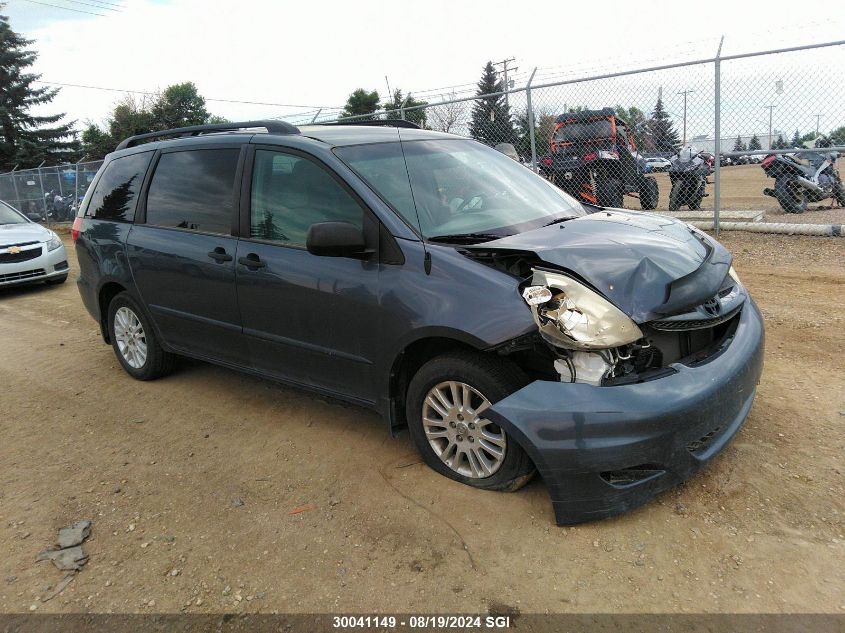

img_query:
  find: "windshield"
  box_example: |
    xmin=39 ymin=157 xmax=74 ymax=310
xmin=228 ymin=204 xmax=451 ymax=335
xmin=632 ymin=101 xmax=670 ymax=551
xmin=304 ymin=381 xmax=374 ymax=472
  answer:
xmin=0 ymin=201 xmax=28 ymax=225
xmin=335 ymin=139 xmax=583 ymax=240
xmin=554 ymin=119 xmax=614 ymax=144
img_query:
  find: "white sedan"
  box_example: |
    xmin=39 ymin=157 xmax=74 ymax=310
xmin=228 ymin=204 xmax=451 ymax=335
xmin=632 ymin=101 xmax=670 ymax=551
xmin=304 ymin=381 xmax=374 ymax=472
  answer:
xmin=0 ymin=200 xmax=69 ymax=288
xmin=643 ymin=156 xmax=671 ymax=172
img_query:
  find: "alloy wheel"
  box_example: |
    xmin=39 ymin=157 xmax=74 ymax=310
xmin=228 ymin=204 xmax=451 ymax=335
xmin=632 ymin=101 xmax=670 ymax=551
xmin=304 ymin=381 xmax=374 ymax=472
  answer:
xmin=114 ymin=306 xmax=147 ymax=369
xmin=421 ymin=381 xmax=507 ymax=478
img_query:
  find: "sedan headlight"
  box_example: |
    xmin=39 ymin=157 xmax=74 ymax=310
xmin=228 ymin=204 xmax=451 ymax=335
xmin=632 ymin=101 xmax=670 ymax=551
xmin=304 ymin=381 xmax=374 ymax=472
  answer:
xmin=728 ymin=265 xmax=741 ymax=285
xmin=522 ymin=269 xmax=642 ymax=350
xmin=46 ymin=232 xmax=62 ymax=252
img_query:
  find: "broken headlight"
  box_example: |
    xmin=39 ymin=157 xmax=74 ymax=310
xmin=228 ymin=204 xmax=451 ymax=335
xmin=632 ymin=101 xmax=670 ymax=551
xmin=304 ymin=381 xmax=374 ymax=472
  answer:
xmin=522 ymin=269 xmax=643 ymax=350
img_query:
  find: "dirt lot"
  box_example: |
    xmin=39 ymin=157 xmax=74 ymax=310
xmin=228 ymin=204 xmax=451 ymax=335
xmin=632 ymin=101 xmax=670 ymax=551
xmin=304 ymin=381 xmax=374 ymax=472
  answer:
xmin=1 ymin=233 xmax=844 ymax=615
xmin=647 ymin=160 xmax=845 ymax=225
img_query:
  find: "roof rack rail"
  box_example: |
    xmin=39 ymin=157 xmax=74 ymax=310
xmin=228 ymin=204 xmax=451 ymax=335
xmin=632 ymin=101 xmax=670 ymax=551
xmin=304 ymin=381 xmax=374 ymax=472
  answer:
xmin=115 ymin=120 xmax=300 ymax=151
xmin=315 ymin=119 xmax=421 ymax=130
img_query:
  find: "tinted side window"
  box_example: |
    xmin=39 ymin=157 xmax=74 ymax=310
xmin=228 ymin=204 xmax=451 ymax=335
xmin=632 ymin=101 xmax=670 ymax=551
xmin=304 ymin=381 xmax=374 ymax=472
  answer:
xmin=250 ymin=150 xmax=363 ymax=246
xmin=86 ymin=151 xmax=152 ymax=221
xmin=145 ymin=149 xmax=240 ymax=234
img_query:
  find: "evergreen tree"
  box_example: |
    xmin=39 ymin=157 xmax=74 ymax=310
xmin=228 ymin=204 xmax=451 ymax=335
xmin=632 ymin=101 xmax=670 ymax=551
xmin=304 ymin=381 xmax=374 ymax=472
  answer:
xmin=614 ymin=105 xmax=647 ymax=149
xmin=732 ymin=135 xmax=746 ymax=152
xmin=341 ymin=89 xmax=380 ymax=120
xmin=790 ymin=129 xmax=801 ymax=148
xmin=647 ymin=96 xmax=680 ymax=153
xmin=382 ymin=89 xmax=427 ymax=127
xmin=0 ymin=6 xmax=78 ymax=170
xmin=748 ymin=134 xmax=762 ymax=151
xmin=469 ymin=61 xmax=514 ymax=146
xmin=772 ymin=134 xmax=785 ymax=150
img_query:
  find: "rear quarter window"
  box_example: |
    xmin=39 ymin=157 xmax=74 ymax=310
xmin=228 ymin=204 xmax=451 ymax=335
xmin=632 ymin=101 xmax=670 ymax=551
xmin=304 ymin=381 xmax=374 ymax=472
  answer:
xmin=85 ymin=151 xmax=153 ymax=222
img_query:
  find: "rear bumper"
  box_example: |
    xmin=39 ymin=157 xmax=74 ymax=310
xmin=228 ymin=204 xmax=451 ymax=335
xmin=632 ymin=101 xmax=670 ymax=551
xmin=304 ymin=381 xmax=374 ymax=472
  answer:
xmin=486 ymin=300 xmax=765 ymax=525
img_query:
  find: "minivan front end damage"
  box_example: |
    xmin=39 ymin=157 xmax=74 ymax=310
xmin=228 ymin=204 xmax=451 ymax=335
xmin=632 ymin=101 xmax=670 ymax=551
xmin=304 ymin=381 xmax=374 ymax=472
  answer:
xmin=487 ymin=298 xmax=764 ymax=525
xmin=461 ymin=211 xmax=764 ymax=523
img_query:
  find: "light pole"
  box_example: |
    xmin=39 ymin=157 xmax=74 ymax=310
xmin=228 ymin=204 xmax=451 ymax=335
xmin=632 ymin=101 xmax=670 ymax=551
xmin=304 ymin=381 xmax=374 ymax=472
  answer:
xmin=677 ymin=89 xmax=695 ymax=145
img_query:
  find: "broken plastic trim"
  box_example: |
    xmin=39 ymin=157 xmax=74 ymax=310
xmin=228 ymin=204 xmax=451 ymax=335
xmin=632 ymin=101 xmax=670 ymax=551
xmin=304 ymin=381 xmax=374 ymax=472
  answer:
xmin=522 ymin=268 xmax=643 ymax=350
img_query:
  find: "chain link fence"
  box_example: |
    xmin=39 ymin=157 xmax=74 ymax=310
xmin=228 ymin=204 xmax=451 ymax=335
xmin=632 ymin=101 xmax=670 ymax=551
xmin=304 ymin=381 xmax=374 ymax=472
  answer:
xmin=0 ymin=160 xmax=103 ymax=228
xmin=291 ymin=39 xmax=845 ymax=230
xmin=3 ymin=41 xmax=843 ymax=233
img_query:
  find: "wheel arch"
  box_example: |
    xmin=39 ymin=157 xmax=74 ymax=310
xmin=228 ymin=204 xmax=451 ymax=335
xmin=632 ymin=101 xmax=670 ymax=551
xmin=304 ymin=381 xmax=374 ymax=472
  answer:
xmin=97 ymin=280 xmax=128 ymax=343
xmin=386 ymin=332 xmax=491 ymax=433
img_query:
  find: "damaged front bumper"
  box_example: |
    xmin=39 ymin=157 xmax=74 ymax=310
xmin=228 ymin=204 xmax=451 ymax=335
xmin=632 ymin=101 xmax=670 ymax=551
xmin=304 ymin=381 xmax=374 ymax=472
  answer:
xmin=485 ymin=299 xmax=765 ymax=525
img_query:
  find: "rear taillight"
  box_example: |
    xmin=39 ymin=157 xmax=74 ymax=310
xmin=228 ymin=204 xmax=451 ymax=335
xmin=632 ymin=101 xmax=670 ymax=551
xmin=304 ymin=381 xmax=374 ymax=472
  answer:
xmin=583 ymin=152 xmax=597 ymax=162
xmin=541 ymin=157 xmax=553 ymax=165
xmin=761 ymin=155 xmax=776 ymax=169
xmin=71 ymin=217 xmax=83 ymax=241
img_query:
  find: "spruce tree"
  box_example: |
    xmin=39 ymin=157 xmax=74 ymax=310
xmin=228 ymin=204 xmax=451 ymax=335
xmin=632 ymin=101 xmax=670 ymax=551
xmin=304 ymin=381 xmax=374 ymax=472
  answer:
xmin=748 ymin=134 xmax=762 ymax=151
xmin=790 ymin=129 xmax=801 ymax=148
xmin=0 ymin=6 xmax=78 ymax=170
xmin=732 ymin=135 xmax=746 ymax=152
xmin=772 ymin=134 xmax=785 ymax=150
xmin=382 ymin=89 xmax=428 ymax=127
xmin=647 ymin=96 xmax=680 ymax=153
xmin=469 ymin=62 xmax=514 ymax=146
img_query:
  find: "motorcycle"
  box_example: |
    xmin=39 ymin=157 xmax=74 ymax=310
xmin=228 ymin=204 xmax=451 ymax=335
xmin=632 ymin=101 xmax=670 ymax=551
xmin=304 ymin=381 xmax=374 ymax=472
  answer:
xmin=668 ymin=147 xmax=714 ymax=210
xmin=761 ymin=149 xmax=844 ymax=213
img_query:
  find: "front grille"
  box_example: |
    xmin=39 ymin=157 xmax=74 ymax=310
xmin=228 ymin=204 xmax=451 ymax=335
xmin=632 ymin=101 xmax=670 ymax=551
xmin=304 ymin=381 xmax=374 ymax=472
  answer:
xmin=0 ymin=240 xmax=38 ymax=249
xmin=0 ymin=246 xmax=42 ymax=264
xmin=687 ymin=427 xmax=722 ymax=454
xmin=650 ymin=305 xmax=741 ymax=331
xmin=0 ymin=268 xmax=46 ymax=283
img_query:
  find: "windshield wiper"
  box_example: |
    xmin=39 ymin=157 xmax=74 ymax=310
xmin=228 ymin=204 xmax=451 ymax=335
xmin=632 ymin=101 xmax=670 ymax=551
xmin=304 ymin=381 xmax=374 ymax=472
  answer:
xmin=542 ymin=216 xmax=573 ymax=227
xmin=427 ymin=232 xmax=507 ymax=244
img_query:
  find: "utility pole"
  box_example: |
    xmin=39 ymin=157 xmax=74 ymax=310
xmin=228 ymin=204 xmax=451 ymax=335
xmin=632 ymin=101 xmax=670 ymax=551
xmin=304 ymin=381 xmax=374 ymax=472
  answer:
xmin=493 ymin=57 xmax=517 ymax=109
xmin=677 ymin=89 xmax=695 ymax=145
xmin=764 ymin=105 xmax=776 ymax=149
xmin=814 ymin=113 xmax=823 ymax=138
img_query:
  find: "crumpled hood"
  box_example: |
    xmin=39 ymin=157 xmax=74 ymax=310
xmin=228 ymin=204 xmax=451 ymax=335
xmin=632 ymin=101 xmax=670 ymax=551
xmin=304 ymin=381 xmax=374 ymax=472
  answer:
xmin=0 ymin=222 xmax=51 ymax=247
xmin=469 ymin=210 xmax=732 ymax=323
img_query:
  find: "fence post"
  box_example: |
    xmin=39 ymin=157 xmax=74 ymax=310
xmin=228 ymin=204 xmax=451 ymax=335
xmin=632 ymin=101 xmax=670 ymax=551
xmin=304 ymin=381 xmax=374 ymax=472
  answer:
xmin=310 ymin=108 xmax=322 ymax=124
xmin=74 ymin=161 xmax=80 ymax=216
xmin=11 ymin=167 xmax=21 ymax=214
xmin=36 ymin=163 xmax=48 ymax=228
xmin=713 ymin=36 xmax=724 ymax=237
xmin=526 ymin=67 xmax=538 ymax=172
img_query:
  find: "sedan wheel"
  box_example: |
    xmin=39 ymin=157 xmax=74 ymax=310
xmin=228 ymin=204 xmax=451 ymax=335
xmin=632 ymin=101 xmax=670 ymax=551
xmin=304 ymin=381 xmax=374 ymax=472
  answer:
xmin=113 ymin=306 xmax=148 ymax=369
xmin=422 ymin=380 xmax=507 ymax=478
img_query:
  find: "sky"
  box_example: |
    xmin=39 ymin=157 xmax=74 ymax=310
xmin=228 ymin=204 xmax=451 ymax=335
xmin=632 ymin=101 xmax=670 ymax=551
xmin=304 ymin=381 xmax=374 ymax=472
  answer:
xmin=5 ymin=0 xmax=845 ymax=143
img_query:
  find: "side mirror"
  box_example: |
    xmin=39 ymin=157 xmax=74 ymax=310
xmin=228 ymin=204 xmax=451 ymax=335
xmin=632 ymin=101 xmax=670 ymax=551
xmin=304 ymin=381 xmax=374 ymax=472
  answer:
xmin=306 ymin=221 xmax=367 ymax=258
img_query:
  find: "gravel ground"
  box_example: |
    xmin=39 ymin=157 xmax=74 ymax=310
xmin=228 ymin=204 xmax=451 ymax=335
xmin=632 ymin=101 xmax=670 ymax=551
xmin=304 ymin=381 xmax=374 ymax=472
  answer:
xmin=0 ymin=234 xmax=843 ymax=615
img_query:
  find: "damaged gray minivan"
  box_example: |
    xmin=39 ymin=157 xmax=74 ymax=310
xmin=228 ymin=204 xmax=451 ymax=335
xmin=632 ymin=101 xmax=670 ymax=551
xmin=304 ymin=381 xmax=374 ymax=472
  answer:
xmin=74 ymin=121 xmax=764 ymax=525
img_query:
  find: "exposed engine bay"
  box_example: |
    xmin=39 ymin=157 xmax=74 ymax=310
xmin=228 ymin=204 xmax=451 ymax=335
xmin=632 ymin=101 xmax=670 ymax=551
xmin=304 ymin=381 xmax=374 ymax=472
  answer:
xmin=469 ymin=248 xmax=746 ymax=387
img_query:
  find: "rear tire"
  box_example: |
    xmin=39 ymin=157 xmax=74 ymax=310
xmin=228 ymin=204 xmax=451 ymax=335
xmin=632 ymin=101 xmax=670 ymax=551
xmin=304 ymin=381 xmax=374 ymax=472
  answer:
xmin=639 ymin=176 xmax=658 ymax=210
xmin=107 ymin=292 xmax=175 ymax=381
xmin=406 ymin=351 xmax=535 ymax=492
xmin=596 ymin=177 xmax=624 ymax=208
xmin=833 ymin=180 xmax=845 ymax=207
xmin=774 ymin=178 xmax=806 ymax=213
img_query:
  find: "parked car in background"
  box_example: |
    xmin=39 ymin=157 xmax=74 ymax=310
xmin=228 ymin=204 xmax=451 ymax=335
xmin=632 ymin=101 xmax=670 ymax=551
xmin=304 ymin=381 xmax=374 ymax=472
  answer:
xmin=642 ymin=156 xmax=671 ymax=172
xmin=74 ymin=120 xmax=764 ymax=525
xmin=0 ymin=200 xmax=68 ymax=288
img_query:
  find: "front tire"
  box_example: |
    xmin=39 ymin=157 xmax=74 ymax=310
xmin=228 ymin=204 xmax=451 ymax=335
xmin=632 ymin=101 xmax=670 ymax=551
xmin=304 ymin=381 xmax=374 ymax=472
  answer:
xmin=107 ymin=292 xmax=175 ymax=380
xmin=774 ymin=178 xmax=807 ymax=213
xmin=406 ymin=351 xmax=535 ymax=492
xmin=45 ymin=275 xmax=68 ymax=285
